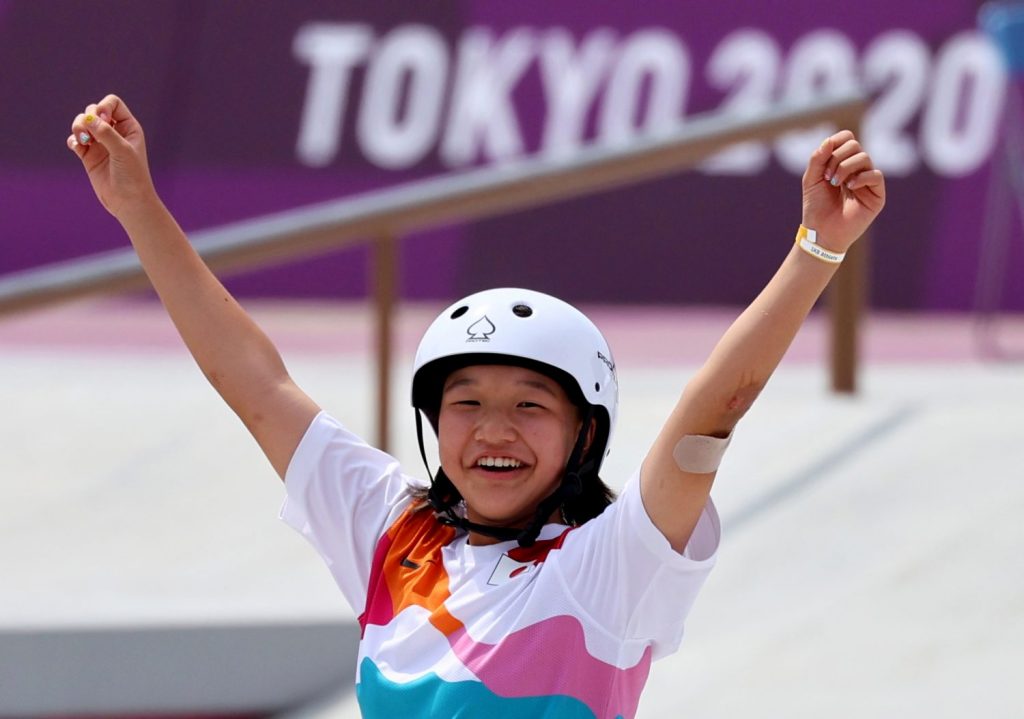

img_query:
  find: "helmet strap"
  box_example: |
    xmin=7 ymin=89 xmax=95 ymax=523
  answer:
xmin=415 ymin=410 xmax=434 ymax=485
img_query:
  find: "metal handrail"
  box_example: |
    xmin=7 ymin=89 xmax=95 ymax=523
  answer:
xmin=0 ymin=94 xmax=869 ymax=449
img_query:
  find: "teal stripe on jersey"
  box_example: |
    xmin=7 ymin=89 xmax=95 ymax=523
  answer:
xmin=356 ymin=658 xmax=619 ymax=719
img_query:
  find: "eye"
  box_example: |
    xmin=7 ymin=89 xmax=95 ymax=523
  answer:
xmin=517 ymin=401 xmax=543 ymax=409
xmin=442 ymin=393 xmax=479 ymax=409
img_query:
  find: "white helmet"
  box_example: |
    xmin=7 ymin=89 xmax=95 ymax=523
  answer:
xmin=411 ymin=287 xmax=618 ymax=468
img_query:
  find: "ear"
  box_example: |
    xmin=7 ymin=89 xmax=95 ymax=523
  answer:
xmin=582 ymin=417 xmax=598 ymax=457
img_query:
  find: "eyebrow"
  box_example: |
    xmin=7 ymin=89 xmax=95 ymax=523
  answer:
xmin=443 ymin=376 xmax=559 ymax=397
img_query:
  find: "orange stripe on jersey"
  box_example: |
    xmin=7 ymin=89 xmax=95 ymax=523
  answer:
xmin=360 ymin=506 xmax=463 ymax=636
xmin=360 ymin=509 xmax=574 ymax=638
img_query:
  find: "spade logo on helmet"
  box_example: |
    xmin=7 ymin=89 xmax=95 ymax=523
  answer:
xmin=466 ymin=316 xmax=496 ymax=343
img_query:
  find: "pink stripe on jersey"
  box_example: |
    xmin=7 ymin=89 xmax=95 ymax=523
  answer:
xmin=359 ymin=531 xmax=395 ymax=633
xmin=448 ymin=615 xmax=652 ymax=719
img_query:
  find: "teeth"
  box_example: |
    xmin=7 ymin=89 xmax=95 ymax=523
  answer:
xmin=478 ymin=457 xmax=522 ymax=468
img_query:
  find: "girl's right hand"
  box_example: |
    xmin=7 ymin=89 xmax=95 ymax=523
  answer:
xmin=68 ymin=94 xmax=158 ymax=219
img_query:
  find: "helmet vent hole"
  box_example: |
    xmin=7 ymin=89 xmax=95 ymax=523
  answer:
xmin=450 ymin=306 xmax=469 ymax=319
xmin=512 ymin=303 xmax=533 ymax=318
xmin=594 ymin=382 xmax=600 ymax=392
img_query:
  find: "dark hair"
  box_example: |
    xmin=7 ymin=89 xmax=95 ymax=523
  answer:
xmin=410 ymin=469 xmax=615 ymax=527
xmin=562 ymin=469 xmax=617 ymax=525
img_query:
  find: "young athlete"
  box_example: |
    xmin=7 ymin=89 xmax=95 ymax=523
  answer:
xmin=68 ymin=94 xmax=884 ymax=718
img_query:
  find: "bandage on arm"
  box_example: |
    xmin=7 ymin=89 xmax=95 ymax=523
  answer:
xmin=671 ymin=433 xmax=732 ymax=474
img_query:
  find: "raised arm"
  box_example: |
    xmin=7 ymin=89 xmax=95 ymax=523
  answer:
xmin=68 ymin=95 xmax=320 ymax=479
xmin=641 ymin=130 xmax=886 ymax=551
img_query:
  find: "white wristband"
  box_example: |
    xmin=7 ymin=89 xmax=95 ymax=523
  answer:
xmin=796 ymin=225 xmax=845 ymax=264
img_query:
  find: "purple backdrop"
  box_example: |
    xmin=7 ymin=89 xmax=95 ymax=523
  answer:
xmin=1 ymin=0 xmax=1021 ymax=311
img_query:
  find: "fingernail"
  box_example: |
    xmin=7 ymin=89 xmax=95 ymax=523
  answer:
xmin=846 ymin=180 xmax=855 ymax=189
xmin=830 ymin=176 xmax=839 ymax=187
xmin=824 ymin=170 xmax=832 ymax=182
xmin=84 ymin=114 xmax=96 ymax=125
xmin=99 ymin=111 xmax=110 ymax=122
xmin=78 ymin=131 xmax=92 ymax=145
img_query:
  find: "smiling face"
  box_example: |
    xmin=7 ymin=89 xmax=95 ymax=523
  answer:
xmin=438 ymin=364 xmax=585 ymax=544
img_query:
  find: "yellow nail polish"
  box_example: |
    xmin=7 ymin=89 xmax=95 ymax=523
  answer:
xmin=85 ymin=114 xmax=95 ymax=124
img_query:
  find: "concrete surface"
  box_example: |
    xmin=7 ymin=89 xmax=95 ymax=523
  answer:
xmin=2 ymin=299 xmax=1022 ymax=718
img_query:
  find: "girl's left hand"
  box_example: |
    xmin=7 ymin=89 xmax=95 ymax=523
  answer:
xmin=801 ymin=130 xmax=886 ymax=253
xmin=67 ymin=94 xmax=156 ymax=221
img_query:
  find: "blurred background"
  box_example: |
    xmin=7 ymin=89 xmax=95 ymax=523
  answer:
xmin=1 ymin=0 xmax=1022 ymax=717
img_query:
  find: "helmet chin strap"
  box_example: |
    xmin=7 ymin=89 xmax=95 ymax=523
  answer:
xmin=416 ymin=408 xmax=595 ymax=548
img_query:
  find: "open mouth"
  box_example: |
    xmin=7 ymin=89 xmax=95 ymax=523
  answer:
xmin=476 ymin=457 xmax=524 ymax=473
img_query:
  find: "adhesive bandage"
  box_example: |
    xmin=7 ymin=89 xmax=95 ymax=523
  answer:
xmin=672 ymin=433 xmax=732 ymax=474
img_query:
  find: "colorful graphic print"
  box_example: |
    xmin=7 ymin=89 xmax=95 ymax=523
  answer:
xmin=355 ymin=508 xmax=651 ymax=719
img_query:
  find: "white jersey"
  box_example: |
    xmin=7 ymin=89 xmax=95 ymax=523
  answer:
xmin=280 ymin=412 xmax=719 ymax=718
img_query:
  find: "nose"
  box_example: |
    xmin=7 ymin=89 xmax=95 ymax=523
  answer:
xmin=474 ymin=409 xmax=516 ymax=444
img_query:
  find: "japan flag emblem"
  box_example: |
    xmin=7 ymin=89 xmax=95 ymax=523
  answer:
xmin=486 ymin=553 xmax=539 ymax=586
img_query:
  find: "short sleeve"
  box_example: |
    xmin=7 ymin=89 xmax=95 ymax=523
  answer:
xmin=556 ymin=469 xmax=720 ymax=659
xmin=279 ymin=411 xmax=426 ymax=614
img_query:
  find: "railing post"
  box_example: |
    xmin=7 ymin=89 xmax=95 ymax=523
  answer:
xmin=827 ymin=114 xmax=868 ymax=394
xmin=830 ymin=226 xmax=867 ymax=393
xmin=373 ymin=233 xmax=398 ymax=452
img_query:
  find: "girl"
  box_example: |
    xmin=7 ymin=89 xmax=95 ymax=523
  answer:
xmin=68 ymin=95 xmax=884 ymax=718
